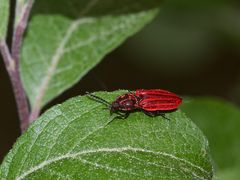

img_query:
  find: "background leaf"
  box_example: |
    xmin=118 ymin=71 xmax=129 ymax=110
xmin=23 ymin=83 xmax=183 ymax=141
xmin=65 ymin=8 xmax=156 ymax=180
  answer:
xmin=181 ymin=97 xmax=240 ymax=180
xmin=20 ymin=0 xmax=161 ymax=110
xmin=0 ymin=0 xmax=9 ymax=39
xmin=0 ymin=91 xmax=213 ymax=179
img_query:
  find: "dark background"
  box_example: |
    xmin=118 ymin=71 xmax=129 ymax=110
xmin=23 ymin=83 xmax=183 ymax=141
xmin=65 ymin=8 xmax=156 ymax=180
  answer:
xmin=1 ymin=0 xmax=240 ymax=161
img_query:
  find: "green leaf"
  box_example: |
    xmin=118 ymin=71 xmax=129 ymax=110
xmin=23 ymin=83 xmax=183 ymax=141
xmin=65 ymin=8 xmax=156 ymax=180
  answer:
xmin=0 ymin=91 xmax=213 ymax=179
xmin=20 ymin=0 xmax=160 ymax=109
xmin=0 ymin=0 xmax=9 ymax=39
xmin=181 ymin=97 xmax=240 ymax=180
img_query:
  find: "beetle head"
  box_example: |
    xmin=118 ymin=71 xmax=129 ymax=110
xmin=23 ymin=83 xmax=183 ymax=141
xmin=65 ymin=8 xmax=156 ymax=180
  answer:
xmin=110 ymin=101 xmax=120 ymax=114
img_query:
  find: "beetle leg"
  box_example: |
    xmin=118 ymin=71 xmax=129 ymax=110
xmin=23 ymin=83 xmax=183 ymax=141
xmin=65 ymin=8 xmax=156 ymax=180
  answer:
xmin=116 ymin=112 xmax=129 ymax=119
xmin=159 ymin=114 xmax=170 ymax=121
xmin=143 ymin=111 xmax=156 ymax=117
xmin=144 ymin=111 xmax=170 ymax=120
xmin=107 ymin=112 xmax=129 ymax=125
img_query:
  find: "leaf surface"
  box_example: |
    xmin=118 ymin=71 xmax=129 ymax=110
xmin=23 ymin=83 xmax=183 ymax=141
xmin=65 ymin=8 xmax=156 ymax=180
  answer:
xmin=20 ymin=0 xmax=160 ymax=109
xmin=0 ymin=91 xmax=213 ymax=180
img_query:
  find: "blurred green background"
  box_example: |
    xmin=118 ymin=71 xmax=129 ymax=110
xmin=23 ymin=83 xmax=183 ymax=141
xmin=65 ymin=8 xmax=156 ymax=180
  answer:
xmin=1 ymin=0 xmax=240 ymax=179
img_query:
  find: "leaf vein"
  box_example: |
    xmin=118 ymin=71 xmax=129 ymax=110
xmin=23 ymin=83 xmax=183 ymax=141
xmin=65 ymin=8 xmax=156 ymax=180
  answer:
xmin=77 ymin=157 xmax=139 ymax=176
xmin=16 ymin=147 xmax=210 ymax=180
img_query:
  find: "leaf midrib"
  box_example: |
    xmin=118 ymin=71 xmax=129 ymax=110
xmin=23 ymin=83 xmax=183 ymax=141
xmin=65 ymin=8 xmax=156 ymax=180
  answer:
xmin=30 ymin=0 xmax=100 ymax=109
xmin=30 ymin=19 xmax=88 ymax=110
xmin=16 ymin=147 xmax=210 ymax=180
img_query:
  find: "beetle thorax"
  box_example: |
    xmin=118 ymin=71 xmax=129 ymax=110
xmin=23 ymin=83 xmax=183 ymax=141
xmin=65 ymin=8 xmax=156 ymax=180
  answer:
xmin=110 ymin=94 xmax=137 ymax=113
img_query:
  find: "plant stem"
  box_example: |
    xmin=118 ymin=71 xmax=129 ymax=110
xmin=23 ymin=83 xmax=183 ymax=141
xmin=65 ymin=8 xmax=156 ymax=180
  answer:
xmin=0 ymin=41 xmax=29 ymax=132
xmin=0 ymin=41 xmax=14 ymax=72
xmin=12 ymin=0 xmax=34 ymax=66
xmin=11 ymin=0 xmax=35 ymax=131
xmin=0 ymin=0 xmax=35 ymax=132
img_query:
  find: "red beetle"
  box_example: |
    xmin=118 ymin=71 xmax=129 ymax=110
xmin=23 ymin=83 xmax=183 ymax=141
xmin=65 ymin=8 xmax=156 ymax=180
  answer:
xmin=87 ymin=89 xmax=182 ymax=119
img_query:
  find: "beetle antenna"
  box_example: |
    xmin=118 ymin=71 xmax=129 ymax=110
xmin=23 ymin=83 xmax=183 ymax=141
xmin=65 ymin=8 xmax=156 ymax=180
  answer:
xmin=86 ymin=92 xmax=111 ymax=107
